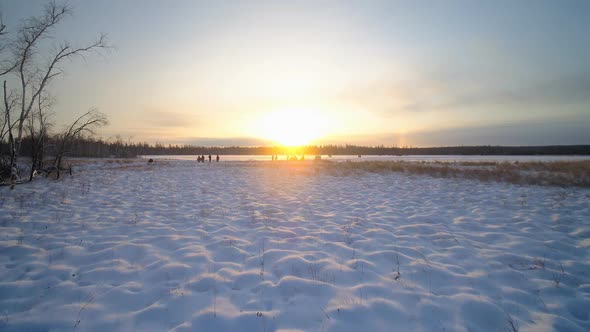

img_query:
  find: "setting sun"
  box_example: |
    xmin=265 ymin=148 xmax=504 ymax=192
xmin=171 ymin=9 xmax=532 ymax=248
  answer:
xmin=257 ymin=108 xmax=329 ymax=146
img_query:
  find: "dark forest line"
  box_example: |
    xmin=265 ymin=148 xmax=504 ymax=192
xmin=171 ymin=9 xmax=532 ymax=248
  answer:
xmin=6 ymin=137 xmax=590 ymax=158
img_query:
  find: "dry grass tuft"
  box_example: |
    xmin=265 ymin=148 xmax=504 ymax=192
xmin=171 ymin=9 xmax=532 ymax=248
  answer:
xmin=318 ymin=160 xmax=590 ymax=187
xmin=64 ymin=158 xmax=163 ymax=173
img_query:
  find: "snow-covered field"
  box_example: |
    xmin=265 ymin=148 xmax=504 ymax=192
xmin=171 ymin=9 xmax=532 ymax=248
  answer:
xmin=1 ymin=160 xmax=589 ymax=331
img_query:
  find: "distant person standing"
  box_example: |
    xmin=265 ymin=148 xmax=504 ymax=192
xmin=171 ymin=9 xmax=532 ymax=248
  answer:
xmin=208 ymin=155 xmax=212 ymax=163
xmin=216 ymin=155 xmax=220 ymax=162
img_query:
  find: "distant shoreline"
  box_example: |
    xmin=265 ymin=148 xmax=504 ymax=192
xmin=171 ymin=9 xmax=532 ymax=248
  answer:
xmin=140 ymin=154 xmax=590 ymax=162
xmin=133 ymin=145 xmax=590 ymax=156
xmin=14 ymin=141 xmax=589 ymax=159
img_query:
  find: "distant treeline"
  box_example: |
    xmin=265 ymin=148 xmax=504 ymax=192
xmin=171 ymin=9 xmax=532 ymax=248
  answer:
xmin=5 ymin=137 xmax=590 ymax=158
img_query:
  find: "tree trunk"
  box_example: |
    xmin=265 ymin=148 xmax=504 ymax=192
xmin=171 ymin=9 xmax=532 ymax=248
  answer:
xmin=29 ymin=155 xmax=37 ymax=181
xmin=29 ymin=127 xmax=37 ymax=182
xmin=4 ymin=85 xmax=18 ymax=186
xmin=56 ymin=155 xmax=62 ymax=179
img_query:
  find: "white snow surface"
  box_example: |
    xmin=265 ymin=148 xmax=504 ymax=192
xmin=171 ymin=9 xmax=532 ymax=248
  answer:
xmin=1 ymin=160 xmax=590 ymax=331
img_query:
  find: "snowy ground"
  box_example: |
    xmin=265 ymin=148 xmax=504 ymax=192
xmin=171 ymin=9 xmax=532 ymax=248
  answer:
xmin=1 ymin=160 xmax=589 ymax=331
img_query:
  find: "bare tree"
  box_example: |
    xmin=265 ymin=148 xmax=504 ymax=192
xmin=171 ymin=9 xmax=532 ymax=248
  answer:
xmin=0 ymin=1 xmax=109 ymax=184
xmin=0 ymin=13 xmax=17 ymax=181
xmin=0 ymin=14 xmax=18 ymax=76
xmin=1 ymin=81 xmax=15 ymax=144
xmin=51 ymin=109 xmax=108 ymax=179
xmin=1 ymin=80 xmax=17 ymax=182
xmin=27 ymin=92 xmax=53 ymax=181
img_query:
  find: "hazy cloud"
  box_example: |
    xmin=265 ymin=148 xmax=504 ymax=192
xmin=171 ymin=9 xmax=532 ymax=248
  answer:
xmin=402 ymin=120 xmax=590 ymax=146
xmin=170 ymin=137 xmax=273 ymax=147
xmin=421 ymin=75 xmax=590 ymax=111
xmin=140 ymin=108 xmax=199 ymax=128
xmin=343 ymin=72 xmax=590 ymax=115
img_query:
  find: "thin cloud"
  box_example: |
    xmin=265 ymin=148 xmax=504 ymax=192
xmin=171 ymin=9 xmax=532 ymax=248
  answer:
xmin=171 ymin=137 xmax=273 ymax=147
xmin=140 ymin=108 xmax=199 ymax=128
xmin=340 ymin=72 xmax=590 ymax=114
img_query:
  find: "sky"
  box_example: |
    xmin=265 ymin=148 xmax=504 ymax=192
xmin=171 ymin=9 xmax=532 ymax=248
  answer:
xmin=2 ymin=0 xmax=589 ymax=147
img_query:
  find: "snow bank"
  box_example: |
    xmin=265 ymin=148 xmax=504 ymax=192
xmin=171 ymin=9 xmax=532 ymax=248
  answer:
xmin=1 ymin=160 xmax=589 ymax=331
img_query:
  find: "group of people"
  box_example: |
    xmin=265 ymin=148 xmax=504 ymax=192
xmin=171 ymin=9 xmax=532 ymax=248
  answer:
xmin=273 ymin=154 xmax=308 ymax=161
xmin=197 ymin=154 xmax=220 ymax=163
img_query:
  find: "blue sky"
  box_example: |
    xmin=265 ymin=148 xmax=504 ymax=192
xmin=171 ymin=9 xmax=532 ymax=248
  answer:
xmin=2 ymin=0 xmax=589 ymax=146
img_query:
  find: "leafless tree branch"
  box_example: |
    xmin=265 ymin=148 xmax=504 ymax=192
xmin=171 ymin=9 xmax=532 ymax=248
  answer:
xmin=52 ymin=108 xmax=108 ymax=178
xmin=1 ymin=1 xmax=111 ymax=182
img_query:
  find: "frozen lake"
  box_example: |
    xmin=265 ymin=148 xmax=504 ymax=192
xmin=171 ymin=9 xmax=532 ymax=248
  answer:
xmin=142 ymin=154 xmax=590 ymax=163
